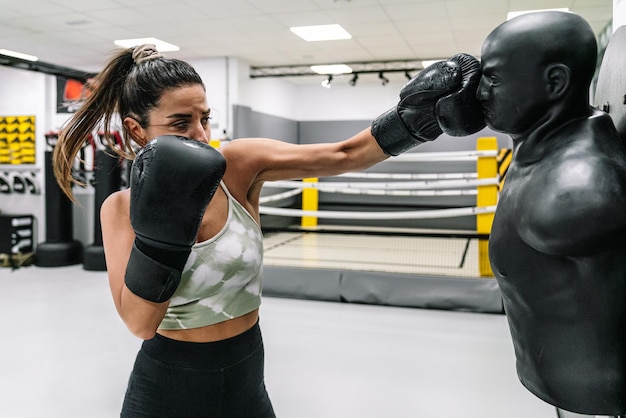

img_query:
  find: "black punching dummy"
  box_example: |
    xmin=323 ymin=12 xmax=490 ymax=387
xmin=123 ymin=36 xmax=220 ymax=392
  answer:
xmin=83 ymin=146 xmax=121 ymax=271
xmin=124 ymin=136 xmax=225 ymax=303
xmin=479 ymin=12 xmax=626 ymax=415
xmin=35 ymin=134 xmax=83 ymax=267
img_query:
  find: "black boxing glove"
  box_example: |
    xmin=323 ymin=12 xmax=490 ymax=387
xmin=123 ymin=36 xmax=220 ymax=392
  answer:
xmin=124 ymin=135 xmax=226 ymax=303
xmin=372 ymin=57 xmax=462 ymax=156
xmin=371 ymin=53 xmax=485 ymax=156
xmin=436 ymin=54 xmax=486 ymax=137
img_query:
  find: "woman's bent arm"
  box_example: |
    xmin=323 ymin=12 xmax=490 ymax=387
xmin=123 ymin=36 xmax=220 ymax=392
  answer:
xmin=101 ymin=190 xmax=169 ymax=340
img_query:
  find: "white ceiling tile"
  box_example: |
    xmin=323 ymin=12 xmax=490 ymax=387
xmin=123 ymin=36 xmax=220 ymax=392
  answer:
xmin=135 ymin=2 xmax=214 ymax=21
xmin=345 ymin=21 xmax=400 ymax=37
xmin=444 ymin=0 xmax=509 ymax=17
xmin=0 ymin=0 xmax=614 ymax=78
xmin=449 ymin=13 xmax=508 ymax=31
xmin=358 ymin=34 xmax=407 ymax=48
xmin=216 ymin=15 xmax=286 ymax=31
xmin=82 ymin=7 xmax=149 ymax=25
xmin=574 ymin=6 xmax=614 ymax=22
xmin=247 ymin=0 xmax=320 ymax=14
xmin=383 ymin=2 xmax=448 ymax=21
xmin=325 ymin=6 xmax=397 ymax=24
xmin=0 ymin=0 xmax=73 ymax=16
xmin=179 ymin=0 xmax=263 ymax=18
xmin=269 ymin=11 xmax=336 ymax=27
xmin=573 ymin=0 xmax=612 ymax=7
xmin=394 ymin=18 xmax=453 ymax=34
xmin=311 ymin=0 xmax=379 ymax=8
xmin=53 ymin=0 xmax=126 ymax=12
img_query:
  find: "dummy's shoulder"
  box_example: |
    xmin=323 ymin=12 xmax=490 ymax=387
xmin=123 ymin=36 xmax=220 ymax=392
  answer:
xmin=546 ymin=121 xmax=626 ymax=186
xmin=522 ymin=157 xmax=626 ymax=254
xmin=531 ymin=138 xmax=626 ymax=215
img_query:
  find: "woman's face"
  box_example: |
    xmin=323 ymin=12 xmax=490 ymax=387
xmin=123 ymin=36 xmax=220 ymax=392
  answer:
xmin=127 ymin=84 xmax=213 ymax=145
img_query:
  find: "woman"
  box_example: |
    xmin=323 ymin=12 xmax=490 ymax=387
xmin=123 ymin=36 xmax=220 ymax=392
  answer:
xmin=53 ymin=44 xmax=472 ymax=417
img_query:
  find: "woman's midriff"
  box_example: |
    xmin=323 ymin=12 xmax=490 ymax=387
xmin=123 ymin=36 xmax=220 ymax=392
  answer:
xmin=157 ymin=309 xmax=259 ymax=342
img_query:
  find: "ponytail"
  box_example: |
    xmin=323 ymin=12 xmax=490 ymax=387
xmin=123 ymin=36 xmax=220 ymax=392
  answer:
xmin=53 ymin=48 xmax=135 ymax=201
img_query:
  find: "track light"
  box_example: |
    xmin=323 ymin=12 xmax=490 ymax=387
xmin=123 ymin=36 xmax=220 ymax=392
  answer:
xmin=321 ymin=74 xmax=333 ymax=88
xmin=349 ymin=73 xmax=358 ymax=86
xmin=379 ymin=72 xmax=389 ymax=86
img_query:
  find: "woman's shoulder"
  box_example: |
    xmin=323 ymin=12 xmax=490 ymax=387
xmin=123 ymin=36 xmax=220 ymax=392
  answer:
xmin=101 ymin=189 xmax=131 ymax=218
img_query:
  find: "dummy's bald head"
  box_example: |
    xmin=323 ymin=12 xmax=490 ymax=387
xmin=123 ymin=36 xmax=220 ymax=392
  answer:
xmin=482 ymin=11 xmax=597 ymax=88
xmin=476 ymin=11 xmax=599 ymax=136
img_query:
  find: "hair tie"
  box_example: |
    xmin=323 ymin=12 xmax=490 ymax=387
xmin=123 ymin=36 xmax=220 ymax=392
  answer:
xmin=132 ymin=44 xmax=162 ymax=64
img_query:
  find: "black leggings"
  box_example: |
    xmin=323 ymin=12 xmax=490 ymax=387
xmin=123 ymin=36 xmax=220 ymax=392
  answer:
xmin=121 ymin=321 xmax=275 ymax=418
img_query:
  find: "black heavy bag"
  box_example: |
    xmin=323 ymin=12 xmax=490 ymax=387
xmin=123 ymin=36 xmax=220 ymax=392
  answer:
xmin=83 ymin=147 xmax=121 ymax=271
xmin=35 ymin=150 xmax=83 ymax=267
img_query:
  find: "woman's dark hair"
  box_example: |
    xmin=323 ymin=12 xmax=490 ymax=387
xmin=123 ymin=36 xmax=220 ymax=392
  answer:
xmin=53 ymin=46 xmax=204 ymax=200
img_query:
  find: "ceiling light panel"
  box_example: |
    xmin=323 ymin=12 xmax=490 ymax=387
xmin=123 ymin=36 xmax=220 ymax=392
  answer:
xmin=113 ymin=37 xmax=180 ymax=52
xmin=507 ymin=8 xmax=570 ymax=20
xmin=290 ymin=24 xmax=352 ymax=41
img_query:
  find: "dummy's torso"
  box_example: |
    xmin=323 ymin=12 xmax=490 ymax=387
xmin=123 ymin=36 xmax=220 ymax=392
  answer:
xmin=489 ymin=113 xmax=626 ymax=414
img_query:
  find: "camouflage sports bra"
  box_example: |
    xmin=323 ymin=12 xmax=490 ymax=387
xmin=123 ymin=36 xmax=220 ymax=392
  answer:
xmin=159 ymin=182 xmax=263 ymax=330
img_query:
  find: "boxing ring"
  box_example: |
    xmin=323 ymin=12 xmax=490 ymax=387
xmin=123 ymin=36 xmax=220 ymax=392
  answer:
xmin=258 ymin=137 xmax=511 ymax=314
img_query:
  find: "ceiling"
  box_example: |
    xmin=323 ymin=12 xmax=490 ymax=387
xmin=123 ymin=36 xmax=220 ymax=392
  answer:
xmin=0 ymin=0 xmax=614 ymax=85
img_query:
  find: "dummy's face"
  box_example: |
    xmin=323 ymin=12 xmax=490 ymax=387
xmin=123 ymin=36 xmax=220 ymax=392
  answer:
xmin=131 ymin=84 xmax=212 ymax=145
xmin=476 ymin=36 xmax=549 ymax=136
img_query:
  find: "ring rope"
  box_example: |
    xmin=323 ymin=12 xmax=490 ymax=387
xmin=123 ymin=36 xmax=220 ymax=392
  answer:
xmin=265 ymin=177 xmax=499 ymax=191
xmin=261 ymin=187 xmax=476 ymax=199
xmin=335 ymin=172 xmax=477 ymax=180
xmin=311 ymin=188 xmax=477 ymax=197
xmin=390 ymin=150 xmax=499 ymax=162
xmin=259 ymin=188 xmax=302 ymax=204
xmin=259 ymin=205 xmax=497 ymax=220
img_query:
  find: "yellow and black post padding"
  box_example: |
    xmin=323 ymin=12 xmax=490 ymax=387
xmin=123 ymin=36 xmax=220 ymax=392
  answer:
xmin=476 ymin=137 xmax=498 ymax=277
xmin=496 ymin=148 xmax=512 ymax=190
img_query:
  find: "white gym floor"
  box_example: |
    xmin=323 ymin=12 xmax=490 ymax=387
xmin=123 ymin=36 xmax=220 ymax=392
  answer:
xmin=0 ymin=265 xmax=558 ymax=418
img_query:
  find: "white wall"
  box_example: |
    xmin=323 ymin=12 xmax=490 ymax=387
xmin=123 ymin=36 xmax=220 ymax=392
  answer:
xmin=0 ymin=66 xmax=53 ymax=244
xmin=237 ymin=65 xmax=300 ymax=122
xmin=187 ymin=57 xmax=230 ymax=140
xmin=236 ymin=69 xmax=404 ymax=123
xmin=291 ymin=80 xmax=405 ymax=122
xmin=242 ymin=77 xmax=300 ymax=120
xmin=228 ymin=55 xmax=407 ymax=123
xmin=614 ymin=0 xmax=625 ymax=30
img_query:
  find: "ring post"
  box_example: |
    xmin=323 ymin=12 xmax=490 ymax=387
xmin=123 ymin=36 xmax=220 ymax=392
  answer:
xmin=476 ymin=137 xmax=498 ymax=277
xmin=301 ymin=178 xmax=318 ymax=228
